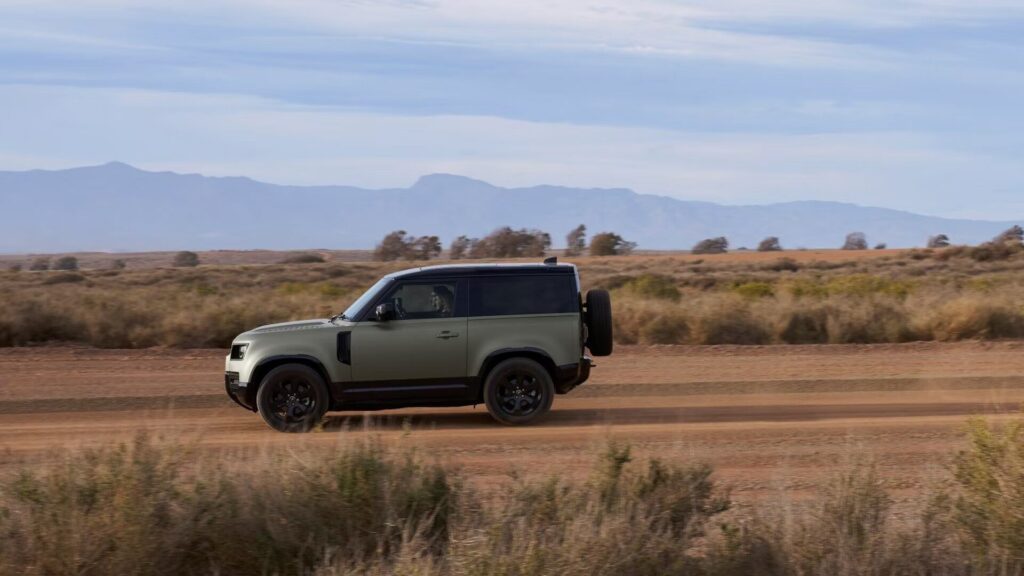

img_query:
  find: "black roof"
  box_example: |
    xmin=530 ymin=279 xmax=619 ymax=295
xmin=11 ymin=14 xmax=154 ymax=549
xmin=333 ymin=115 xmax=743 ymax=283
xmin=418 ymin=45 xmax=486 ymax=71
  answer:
xmin=387 ymin=262 xmax=576 ymax=280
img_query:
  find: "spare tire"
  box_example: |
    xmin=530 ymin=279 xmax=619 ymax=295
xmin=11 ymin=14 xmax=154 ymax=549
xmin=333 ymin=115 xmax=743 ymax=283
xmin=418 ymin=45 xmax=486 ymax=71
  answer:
xmin=585 ymin=289 xmax=613 ymax=356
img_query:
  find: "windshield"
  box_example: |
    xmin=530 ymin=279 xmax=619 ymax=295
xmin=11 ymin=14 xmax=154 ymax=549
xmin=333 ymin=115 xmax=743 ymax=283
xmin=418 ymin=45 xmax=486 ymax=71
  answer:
xmin=340 ymin=277 xmax=392 ymax=320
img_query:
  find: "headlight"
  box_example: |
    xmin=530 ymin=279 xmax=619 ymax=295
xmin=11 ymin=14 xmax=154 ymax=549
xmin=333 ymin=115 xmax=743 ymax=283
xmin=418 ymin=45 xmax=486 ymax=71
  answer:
xmin=230 ymin=343 xmax=249 ymax=360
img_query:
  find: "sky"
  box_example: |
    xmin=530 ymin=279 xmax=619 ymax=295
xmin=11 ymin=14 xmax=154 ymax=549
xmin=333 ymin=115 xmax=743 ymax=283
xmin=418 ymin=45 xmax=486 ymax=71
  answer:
xmin=1 ymin=0 xmax=1022 ymax=219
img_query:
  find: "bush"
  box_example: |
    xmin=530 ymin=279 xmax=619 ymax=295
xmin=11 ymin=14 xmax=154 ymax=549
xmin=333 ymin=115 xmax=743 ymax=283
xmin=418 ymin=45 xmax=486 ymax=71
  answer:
xmin=693 ymin=237 xmax=728 ymax=255
xmin=589 ymin=232 xmax=636 ymax=256
xmin=928 ymin=234 xmax=951 ymax=248
xmin=28 ymin=257 xmax=49 ymax=271
xmin=7 ymin=264 xmax=22 ymax=272
xmin=53 ymin=256 xmax=78 ymax=270
xmin=694 ymin=300 xmax=770 ymax=345
xmin=620 ymin=274 xmax=680 ymax=301
xmin=732 ymin=281 xmax=774 ymax=299
xmin=280 ymin=252 xmax=325 ymax=264
xmin=374 ymin=231 xmax=442 ymax=261
xmin=172 ymin=251 xmax=199 ymax=267
xmin=640 ymin=313 xmax=690 ymax=344
xmin=763 ymin=257 xmax=800 ymax=272
xmin=111 ymin=259 xmax=127 ymax=270
xmin=757 ymin=236 xmax=782 ymax=252
xmin=842 ymin=232 xmax=868 ymax=250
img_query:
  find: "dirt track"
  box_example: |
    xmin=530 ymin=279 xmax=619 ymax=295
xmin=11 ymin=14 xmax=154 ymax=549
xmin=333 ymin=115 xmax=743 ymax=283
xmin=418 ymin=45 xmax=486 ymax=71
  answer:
xmin=3 ymin=342 xmax=1024 ymax=505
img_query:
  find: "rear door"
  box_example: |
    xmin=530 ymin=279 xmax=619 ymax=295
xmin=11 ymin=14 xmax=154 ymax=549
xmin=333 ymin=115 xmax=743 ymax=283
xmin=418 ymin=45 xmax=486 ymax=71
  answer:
xmin=347 ymin=278 xmax=470 ymax=402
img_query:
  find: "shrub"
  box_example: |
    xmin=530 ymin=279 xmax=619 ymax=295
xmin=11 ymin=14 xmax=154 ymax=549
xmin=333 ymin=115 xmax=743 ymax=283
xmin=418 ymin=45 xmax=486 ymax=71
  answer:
xmin=53 ymin=256 xmax=78 ymax=270
xmin=694 ymin=300 xmax=770 ymax=345
xmin=757 ymin=236 xmax=782 ymax=251
xmin=732 ymin=281 xmax=774 ymax=299
xmin=693 ymin=237 xmax=728 ymax=255
xmin=42 ymin=272 xmax=85 ymax=285
xmin=589 ymin=232 xmax=636 ymax=256
xmin=874 ymin=243 xmax=887 ymax=250
xmin=7 ymin=263 xmax=22 ymax=272
xmin=281 ymin=252 xmax=325 ymax=264
xmin=994 ymin=225 xmax=1023 ymax=244
xmin=28 ymin=257 xmax=50 ymax=271
xmin=640 ymin=313 xmax=690 ymax=344
xmin=172 ymin=251 xmax=199 ymax=267
xmin=928 ymin=234 xmax=951 ymax=248
xmin=111 ymin=258 xmax=127 ymax=270
xmin=621 ymin=274 xmax=680 ymax=301
xmin=762 ymin=257 xmax=800 ymax=272
xmin=926 ymin=298 xmax=1024 ymax=340
xmin=842 ymin=232 xmax=868 ymax=250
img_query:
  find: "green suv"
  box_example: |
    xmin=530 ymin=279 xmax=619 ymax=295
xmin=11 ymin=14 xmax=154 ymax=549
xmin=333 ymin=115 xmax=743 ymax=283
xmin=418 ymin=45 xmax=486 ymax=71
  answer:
xmin=225 ymin=259 xmax=613 ymax=432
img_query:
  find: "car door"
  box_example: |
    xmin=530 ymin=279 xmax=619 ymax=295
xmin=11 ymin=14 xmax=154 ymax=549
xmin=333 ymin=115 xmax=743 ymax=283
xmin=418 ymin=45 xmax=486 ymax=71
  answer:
xmin=347 ymin=278 xmax=469 ymax=403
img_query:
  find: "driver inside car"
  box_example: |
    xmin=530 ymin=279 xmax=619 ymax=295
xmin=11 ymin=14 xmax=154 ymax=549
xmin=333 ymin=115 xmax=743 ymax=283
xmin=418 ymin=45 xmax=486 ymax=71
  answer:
xmin=431 ymin=285 xmax=454 ymax=316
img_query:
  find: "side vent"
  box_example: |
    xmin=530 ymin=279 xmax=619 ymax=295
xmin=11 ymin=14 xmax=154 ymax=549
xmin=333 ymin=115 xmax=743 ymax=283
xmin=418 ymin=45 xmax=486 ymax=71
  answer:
xmin=337 ymin=331 xmax=352 ymax=365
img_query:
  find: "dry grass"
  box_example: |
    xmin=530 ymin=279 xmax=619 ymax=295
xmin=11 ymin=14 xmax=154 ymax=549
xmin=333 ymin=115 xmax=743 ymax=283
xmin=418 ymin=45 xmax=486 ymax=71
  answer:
xmin=2 ymin=249 xmax=1024 ymax=348
xmin=3 ymin=418 xmax=1024 ymax=575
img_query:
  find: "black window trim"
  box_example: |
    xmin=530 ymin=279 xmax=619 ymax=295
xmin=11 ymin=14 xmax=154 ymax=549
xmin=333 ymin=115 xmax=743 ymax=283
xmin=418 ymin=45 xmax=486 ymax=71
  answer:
xmin=357 ymin=277 xmax=468 ymax=321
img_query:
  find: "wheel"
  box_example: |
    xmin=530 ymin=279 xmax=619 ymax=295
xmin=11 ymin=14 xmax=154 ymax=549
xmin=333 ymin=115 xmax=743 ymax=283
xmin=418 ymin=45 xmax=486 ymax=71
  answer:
xmin=585 ymin=289 xmax=613 ymax=356
xmin=483 ymin=357 xmax=555 ymax=425
xmin=255 ymin=363 xmax=329 ymax=433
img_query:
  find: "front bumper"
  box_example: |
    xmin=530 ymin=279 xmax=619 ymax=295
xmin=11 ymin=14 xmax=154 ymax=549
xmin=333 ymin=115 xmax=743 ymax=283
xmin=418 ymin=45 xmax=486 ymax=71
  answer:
xmin=225 ymin=371 xmax=256 ymax=411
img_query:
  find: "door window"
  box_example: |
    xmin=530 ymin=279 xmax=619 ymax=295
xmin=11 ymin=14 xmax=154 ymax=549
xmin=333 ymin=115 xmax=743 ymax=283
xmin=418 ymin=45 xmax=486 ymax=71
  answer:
xmin=382 ymin=281 xmax=458 ymax=320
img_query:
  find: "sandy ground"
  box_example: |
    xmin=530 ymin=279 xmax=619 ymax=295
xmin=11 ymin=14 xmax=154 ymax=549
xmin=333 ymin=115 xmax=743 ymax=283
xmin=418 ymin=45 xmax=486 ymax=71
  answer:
xmin=2 ymin=342 xmax=1023 ymax=508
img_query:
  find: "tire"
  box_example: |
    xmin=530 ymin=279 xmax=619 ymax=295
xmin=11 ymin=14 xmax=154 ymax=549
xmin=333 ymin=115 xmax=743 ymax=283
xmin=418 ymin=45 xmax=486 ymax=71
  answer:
xmin=483 ymin=358 xmax=555 ymax=425
xmin=255 ymin=363 xmax=330 ymax=433
xmin=585 ymin=289 xmax=613 ymax=356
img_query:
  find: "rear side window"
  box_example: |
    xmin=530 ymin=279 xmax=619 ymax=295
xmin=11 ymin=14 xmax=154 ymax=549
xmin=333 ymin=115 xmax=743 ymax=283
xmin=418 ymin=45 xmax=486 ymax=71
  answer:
xmin=470 ymin=275 xmax=578 ymax=317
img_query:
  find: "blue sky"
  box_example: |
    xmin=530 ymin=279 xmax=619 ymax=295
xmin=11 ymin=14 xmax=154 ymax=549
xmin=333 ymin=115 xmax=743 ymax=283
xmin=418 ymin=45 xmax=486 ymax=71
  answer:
xmin=1 ymin=0 xmax=1022 ymax=219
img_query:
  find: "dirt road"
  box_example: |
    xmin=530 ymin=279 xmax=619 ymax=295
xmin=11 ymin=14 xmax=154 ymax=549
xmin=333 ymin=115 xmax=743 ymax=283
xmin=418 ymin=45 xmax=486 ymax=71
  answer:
xmin=3 ymin=342 xmax=1024 ymax=506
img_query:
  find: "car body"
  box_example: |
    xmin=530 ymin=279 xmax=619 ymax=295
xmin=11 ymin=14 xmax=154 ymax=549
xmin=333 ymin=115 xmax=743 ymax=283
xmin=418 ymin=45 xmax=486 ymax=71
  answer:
xmin=224 ymin=259 xmax=612 ymax=431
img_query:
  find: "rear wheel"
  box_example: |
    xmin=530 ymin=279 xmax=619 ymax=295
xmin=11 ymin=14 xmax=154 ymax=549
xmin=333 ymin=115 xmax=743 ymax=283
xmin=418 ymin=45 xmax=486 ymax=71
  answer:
xmin=256 ymin=364 xmax=329 ymax=433
xmin=585 ymin=289 xmax=613 ymax=356
xmin=483 ymin=358 xmax=554 ymax=425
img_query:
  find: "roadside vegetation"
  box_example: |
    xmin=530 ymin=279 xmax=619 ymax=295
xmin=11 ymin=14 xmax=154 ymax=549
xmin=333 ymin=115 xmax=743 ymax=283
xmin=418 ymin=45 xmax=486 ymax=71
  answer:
xmin=1 ymin=417 xmax=1024 ymax=575
xmin=3 ymin=243 xmax=1024 ymax=348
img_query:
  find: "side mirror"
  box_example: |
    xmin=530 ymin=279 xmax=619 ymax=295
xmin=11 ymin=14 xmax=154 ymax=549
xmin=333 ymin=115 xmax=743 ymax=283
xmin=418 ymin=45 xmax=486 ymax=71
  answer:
xmin=374 ymin=302 xmax=396 ymax=321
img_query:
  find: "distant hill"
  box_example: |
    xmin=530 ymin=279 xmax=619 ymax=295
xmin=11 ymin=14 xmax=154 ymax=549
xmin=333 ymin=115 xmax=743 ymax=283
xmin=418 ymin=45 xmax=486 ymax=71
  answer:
xmin=0 ymin=162 xmax=1015 ymax=252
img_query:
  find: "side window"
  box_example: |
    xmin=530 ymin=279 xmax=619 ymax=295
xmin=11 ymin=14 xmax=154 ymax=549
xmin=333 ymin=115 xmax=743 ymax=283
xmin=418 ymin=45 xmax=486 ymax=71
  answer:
xmin=470 ymin=275 xmax=577 ymax=317
xmin=383 ymin=281 xmax=458 ymax=320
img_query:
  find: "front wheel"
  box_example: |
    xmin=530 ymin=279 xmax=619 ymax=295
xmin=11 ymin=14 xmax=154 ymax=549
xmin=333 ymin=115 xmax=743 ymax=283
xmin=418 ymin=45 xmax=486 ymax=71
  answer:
xmin=483 ymin=358 xmax=554 ymax=425
xmin=256 ymin=364 xmax=329 ymax=432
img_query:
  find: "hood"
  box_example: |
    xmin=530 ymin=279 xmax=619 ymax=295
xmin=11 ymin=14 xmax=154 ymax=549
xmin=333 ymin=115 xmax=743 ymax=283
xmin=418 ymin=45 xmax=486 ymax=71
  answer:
xmin=249 ymin=319 xmax=330 ymax=334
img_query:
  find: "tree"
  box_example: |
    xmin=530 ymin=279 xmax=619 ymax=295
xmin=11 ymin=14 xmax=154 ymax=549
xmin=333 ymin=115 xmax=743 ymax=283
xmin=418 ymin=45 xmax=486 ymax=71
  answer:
xmin=29 ymin=258 xmax=50 ymax=271
xmin=589 ymin=232 xmax=637 ymax=256
xmin=374 ymin=230 xmax=410 ymax=261
xmin=374 ymin=230 xmax=443 ymax=261
xmin=53 ymin=256 xmax=79 ymax=271
xmin=995 ymin=225 xmax=1023 ymax=244
xmin=692 ymin=237 xmax=729 ymax=255
xmin=874 ymin=243 xmax=887 ymax=250
xmin=473 ymin=227 xmax=551 ymax=258
xmin=173 ymin=251 xmax=200 ymax=267
xmin=449 ymin=236 xmax=471 ymax=260
xmin=565 ymin=224 xmax=587 ymax=256
xmin=757 ymin=237 xmax=782 ymax=252
xmin=842 ymin=232 xmax=868 ymax=250
xmin=927 ymin=234 xmax=950 ymax=249
xmin=410 ymin=235 xmax=442 ymax=260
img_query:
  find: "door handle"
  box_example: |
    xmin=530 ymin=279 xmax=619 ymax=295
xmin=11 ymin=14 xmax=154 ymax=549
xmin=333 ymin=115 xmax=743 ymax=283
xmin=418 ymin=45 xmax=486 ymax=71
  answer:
xmin=435 ymin=331 xmax=460 ymax=339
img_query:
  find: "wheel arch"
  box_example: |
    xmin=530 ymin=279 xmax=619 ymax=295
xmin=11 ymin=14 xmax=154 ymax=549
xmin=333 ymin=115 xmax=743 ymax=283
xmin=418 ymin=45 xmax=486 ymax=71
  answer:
xmin=247 ymin=354 xmax=333 ymax=411
xmin=476 ymin=347 xmax=557 ymax=403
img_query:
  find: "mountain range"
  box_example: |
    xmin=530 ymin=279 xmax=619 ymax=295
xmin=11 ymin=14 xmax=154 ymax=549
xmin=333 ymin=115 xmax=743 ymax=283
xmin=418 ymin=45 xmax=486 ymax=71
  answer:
xmin=0 ymin=162 xmax=1016 ymax=253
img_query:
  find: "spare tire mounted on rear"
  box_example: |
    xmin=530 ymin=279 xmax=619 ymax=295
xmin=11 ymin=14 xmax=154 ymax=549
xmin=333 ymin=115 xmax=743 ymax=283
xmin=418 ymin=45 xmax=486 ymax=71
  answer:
xmin=584 ymin=289 xmax=613 ymax=356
